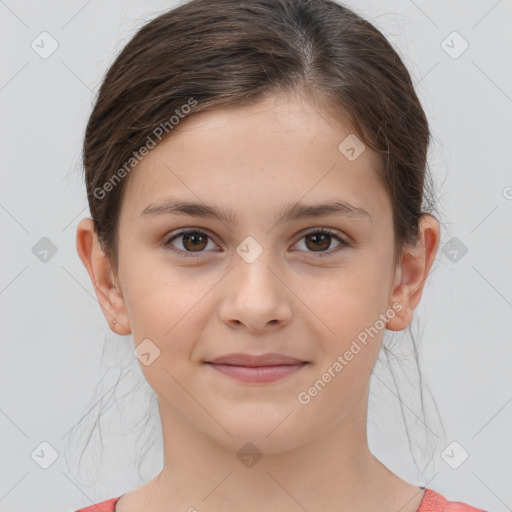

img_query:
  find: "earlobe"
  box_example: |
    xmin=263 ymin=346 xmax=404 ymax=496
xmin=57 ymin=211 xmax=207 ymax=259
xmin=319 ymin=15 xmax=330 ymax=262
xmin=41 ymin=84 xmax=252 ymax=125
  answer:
xmin=76 ymin=218 xmax=131 ymax=335
xmin=386 ymin=214 xmax=441 ymax=331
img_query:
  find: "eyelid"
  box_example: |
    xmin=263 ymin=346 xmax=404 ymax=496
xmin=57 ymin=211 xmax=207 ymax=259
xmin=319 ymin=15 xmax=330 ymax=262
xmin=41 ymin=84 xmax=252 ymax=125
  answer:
xmin=164 ymin=228 xmax=219 ymax=258
xmin=298 ymin=226 xmax=346 ymax=241
xmin=164 ymin=226 xmax=350 ymax=258
xmin=292 ymin=227 xmax=350 ymax=258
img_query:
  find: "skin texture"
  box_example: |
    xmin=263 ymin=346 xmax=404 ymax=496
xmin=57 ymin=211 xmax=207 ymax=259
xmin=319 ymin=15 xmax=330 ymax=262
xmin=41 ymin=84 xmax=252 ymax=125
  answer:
xmin=76 ymin=91 xmax=440 ymax=512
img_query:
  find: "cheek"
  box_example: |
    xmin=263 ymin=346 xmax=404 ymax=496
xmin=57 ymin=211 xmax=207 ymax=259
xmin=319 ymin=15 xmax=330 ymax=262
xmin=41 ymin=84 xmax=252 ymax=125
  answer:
xmin=295 ymin=271 xmax=386 ymax=408
xmin=122 ymin=252 xmax=197 ymax=327
xmin=122 ymin=261 xmax=216 ymax=362
xmin=296 ymin=260 xmax=388 ymax=342
xmin=122 ymin=270 xmax=212 ymax=399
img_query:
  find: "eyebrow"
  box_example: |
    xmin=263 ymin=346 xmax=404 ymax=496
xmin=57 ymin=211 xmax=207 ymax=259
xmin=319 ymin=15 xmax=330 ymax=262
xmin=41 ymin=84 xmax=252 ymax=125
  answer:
xmin=140 ymin=198 xmax=371 ymax=225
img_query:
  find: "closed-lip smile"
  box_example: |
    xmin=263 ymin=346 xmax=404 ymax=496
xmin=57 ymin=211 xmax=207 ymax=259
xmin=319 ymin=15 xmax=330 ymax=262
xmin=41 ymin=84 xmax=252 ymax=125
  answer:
xmin=204 ymin=352 xmax=309 ymax=383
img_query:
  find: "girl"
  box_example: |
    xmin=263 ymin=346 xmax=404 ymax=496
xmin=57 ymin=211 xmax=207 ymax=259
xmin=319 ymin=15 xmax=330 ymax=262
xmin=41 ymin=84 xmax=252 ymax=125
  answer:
xmin=73 ymin=0 xmax=487 ymax=510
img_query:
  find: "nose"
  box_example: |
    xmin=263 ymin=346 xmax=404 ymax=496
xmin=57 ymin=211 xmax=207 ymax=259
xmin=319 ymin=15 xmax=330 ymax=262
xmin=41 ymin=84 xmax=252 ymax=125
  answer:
xmin=218 ymin=247 xmax=293 ymax=333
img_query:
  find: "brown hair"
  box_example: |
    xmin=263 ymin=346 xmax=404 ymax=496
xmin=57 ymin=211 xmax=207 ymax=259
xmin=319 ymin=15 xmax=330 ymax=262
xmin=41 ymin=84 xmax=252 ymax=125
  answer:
xmin=77 ymin=0 xmax=442 ymax=479
xmin=83 ymin=0 xmax=436 ymax=275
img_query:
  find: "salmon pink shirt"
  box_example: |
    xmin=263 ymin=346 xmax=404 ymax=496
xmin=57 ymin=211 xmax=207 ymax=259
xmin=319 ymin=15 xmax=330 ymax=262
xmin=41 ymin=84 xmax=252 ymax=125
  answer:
xmin=74 ymin=487 xmax=488 ymax=511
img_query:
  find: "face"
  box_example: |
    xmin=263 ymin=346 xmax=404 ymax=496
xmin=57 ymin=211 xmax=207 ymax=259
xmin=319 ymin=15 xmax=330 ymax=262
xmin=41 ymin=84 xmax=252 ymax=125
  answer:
xmin=111 ymin=91 xmax=402 ymax=452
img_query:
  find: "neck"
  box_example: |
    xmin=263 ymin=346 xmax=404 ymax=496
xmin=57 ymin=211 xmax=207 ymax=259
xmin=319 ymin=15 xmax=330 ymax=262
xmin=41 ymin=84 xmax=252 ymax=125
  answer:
xmin=127 ymin=386 xmax=424 ymax=512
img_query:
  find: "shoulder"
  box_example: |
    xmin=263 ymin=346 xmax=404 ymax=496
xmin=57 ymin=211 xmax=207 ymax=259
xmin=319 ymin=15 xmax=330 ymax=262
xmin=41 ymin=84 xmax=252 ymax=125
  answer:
xmin=74 ymin=496 xmax=120 ymax=512
xmin=420 ymin=488 xmax=488 ymax=512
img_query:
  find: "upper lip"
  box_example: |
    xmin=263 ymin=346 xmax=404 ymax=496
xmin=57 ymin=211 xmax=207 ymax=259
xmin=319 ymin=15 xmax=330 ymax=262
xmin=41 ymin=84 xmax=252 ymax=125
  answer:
xmin=206 ymin=352 xmax=307 ymax=367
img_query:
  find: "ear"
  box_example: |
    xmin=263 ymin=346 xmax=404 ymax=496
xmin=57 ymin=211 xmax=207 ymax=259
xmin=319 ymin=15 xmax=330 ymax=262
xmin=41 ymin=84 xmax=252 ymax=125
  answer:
xmin=76 ymin=217 xmax=131 ymax=335
xmin=386 ymin=214 xmax=441 ymax=331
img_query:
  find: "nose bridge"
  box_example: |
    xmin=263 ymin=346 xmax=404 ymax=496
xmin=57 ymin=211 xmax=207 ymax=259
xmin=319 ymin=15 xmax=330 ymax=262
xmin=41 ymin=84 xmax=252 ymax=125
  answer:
xmin=233 ymin=234 xmax=280 ymax=299
xmin=219 ymin=234 xmax=292 ymax=330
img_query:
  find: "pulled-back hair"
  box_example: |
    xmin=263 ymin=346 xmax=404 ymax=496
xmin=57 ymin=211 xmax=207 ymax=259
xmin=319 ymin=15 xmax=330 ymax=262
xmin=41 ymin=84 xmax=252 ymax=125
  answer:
xmin=83 ymin=0 xmax=436 ymax=273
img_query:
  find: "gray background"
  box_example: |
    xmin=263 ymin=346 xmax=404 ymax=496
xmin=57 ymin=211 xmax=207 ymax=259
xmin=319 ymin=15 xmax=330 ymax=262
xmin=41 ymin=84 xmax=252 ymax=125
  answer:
xmin=1 ymin=1 xmax=511 ymax=511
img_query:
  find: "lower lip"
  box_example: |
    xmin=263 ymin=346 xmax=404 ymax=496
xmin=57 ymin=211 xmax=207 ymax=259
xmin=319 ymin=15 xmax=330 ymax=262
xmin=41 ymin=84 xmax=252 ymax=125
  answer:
xmin=206 ymin=362 xmax=308 ymax=383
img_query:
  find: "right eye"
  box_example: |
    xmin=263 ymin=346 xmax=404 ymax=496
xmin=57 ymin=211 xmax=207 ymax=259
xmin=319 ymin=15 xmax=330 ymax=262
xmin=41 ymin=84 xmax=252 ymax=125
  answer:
xmin=164 ymin=229 xmax=219 ymax=258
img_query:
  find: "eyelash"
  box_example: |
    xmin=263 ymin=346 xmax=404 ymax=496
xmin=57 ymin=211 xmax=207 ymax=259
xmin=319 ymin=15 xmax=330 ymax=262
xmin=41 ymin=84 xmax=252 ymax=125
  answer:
xmin=164 ymin=228 xmax=350 ymax=259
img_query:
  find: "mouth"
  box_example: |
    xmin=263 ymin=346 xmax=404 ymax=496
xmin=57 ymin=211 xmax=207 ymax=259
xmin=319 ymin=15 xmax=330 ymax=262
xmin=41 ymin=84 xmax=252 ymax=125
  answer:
xmin=203 ymin=353 xmax=309 ymax=384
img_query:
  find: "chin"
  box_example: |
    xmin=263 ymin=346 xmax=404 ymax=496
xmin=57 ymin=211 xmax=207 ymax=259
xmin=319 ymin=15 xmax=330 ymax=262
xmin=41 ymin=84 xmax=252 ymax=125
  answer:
xmin=208 ymin=413 xmax=306 ymax=454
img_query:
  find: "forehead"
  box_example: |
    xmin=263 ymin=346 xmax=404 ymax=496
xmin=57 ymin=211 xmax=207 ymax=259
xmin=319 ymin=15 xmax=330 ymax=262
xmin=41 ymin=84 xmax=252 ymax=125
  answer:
xmin=120 ymin=92 xmax=389 ymax=224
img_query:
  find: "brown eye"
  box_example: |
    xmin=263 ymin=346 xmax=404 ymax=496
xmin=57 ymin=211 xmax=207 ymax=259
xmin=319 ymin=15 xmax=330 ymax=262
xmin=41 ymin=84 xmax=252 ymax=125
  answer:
xmin=164 ymin=228 xmax=349 ymax=259
xmin=294 ymin=229 xmax=349 ymax=258
xmin=165 ymin=230 xmax=216 ymax=257
xmin=304 ymin=232 xmax=332 ymax=251
xmin=181 ymin=232 xmax=208 ymax=251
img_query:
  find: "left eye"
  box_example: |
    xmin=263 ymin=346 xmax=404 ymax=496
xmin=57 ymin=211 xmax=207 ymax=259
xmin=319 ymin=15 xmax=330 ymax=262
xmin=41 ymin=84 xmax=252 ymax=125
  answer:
xmin=293 ymin=229 xmax=349 ymax=257
xmin=164 ymin=228 xmax=349 ymax=258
